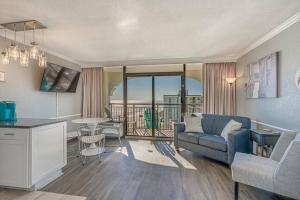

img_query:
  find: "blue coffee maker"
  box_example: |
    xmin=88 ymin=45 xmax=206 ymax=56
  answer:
xmin=0 ymin=101 xmax=17 ymax=121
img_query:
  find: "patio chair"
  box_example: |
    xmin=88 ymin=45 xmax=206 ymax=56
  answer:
xmin=231 ymin=132 xmax=300 ymax=200
xmin=144 ymin=108 xmax=162 ymax=135
xmin=100 ymin=106 xmax=123 ymax=147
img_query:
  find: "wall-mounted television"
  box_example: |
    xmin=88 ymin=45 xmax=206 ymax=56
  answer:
xmin=40 ymin=62 xmax=81 ymax=93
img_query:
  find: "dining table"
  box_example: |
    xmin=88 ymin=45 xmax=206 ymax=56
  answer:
xmin=72 ymin=117 xmax=110 ymax=156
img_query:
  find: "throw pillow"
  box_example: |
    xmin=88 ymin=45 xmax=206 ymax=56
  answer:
xmin=184 ymin=115 xmax=203 ymax=133
xmin=221 ymin=120 xmax=242 ymax=141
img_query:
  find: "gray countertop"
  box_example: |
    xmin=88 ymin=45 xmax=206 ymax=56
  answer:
xmin=0 ymin=118 xmax=66 ymax=128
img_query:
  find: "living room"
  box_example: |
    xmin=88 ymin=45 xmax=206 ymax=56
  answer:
xmin=0 ymin=1 xmax=299 ymax=200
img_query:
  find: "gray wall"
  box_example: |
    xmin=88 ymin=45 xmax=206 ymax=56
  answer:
xmin=0 ymin=36 xmax=82 ymax=131
xmin=236 ymin=21 xmax=300 ymax=132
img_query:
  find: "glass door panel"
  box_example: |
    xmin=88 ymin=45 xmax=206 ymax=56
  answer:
xmin=127 ymin=77 xmax=152 ymax=137
xmin=154 ymin=76 xmax=181 ymax=138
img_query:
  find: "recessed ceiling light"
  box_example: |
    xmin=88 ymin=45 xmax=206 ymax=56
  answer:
xmin=117 ymin=18 xmax=138 ymax=28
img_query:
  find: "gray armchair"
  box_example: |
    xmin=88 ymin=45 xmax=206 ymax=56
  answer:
xmin=174 ymin=114 xmax=251 ymax=164
xmin=232 ymin=132 xmax=300 ymax=200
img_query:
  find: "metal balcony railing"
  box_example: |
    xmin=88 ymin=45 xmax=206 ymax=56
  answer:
xmin=109 ymin=103 xmax=203 ymax=137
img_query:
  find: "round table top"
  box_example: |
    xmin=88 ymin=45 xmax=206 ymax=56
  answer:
xmin=71 ymin=118 xmax=110 ymax=125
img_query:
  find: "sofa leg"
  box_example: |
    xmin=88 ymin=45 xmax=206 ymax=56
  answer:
xmin=175 ymin=146 xmax=179 ymax=151
xmin=234 ymin=182 xmax=239 ymax=200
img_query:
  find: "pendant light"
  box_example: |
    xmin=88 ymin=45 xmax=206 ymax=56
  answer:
xmin=30 ymin=22 xmax=39 ymax=59
xmin=1 ymin=29 xmax=10 ymax=64
xmin=8 ymin=24 xmax=19 ymax=60
xmin=19 ymin=23 xmax=29 ymax=67
xmin=38 ymin=29 xmax=47 ymax=67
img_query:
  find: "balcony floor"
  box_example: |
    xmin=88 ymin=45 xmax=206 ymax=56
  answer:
xmin=127 ymin=129 xmax=174 ymax=138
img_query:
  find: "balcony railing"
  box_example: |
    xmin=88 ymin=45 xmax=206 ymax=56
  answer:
xmin=109 ymin=103 xmax=203 ymax=137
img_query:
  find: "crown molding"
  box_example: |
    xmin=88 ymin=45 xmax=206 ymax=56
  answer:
xmin=237 ymin=11 xmax=300 ymax=59
xmin=80 ymin=55 xmax=237 ymax=68
xmin=43 ymin=47 xmax=82 ymax=66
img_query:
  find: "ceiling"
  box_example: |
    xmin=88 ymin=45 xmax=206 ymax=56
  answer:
xmin=0 ymin=0 xmax=300 ymax=66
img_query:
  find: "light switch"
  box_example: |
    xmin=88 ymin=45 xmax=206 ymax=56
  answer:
xmin=0 ymin=71 xmax=5 ymax=82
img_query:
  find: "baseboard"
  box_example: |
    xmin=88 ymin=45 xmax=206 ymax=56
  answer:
xmin=125 ymin=136 xmax=173 ymax=141
xmin=33 ymin=169 xmax=63 ymax=190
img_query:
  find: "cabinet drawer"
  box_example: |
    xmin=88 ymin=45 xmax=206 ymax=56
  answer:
xmin=0 ymin=128 xmax=29 ymax=140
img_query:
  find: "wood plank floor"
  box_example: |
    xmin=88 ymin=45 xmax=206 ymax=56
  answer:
xmin=43 ymin=139 xmax=288 ymax=200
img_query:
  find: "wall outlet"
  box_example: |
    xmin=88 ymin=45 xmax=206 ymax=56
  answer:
xmin=0 ymin=71 xmax=5 ymax=82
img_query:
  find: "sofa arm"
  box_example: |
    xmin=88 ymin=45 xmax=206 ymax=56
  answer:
xmin=228 ymin=128 xmax=251 ymax=164
xmin=174 ymin=122 xmax=185 ymax=147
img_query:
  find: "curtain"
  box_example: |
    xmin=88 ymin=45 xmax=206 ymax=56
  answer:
xmin=82 ymin=67 xmax=103 ymax=117
xmin=203 ymin=62 xmax=236 ymax=115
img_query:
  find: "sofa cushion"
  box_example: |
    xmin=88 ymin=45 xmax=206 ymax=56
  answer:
xmin=184 ymin=115 xmax=203 ymax=132
xmin=220 ymin=120 xmax=242 ymax=141
xmin=178 ymin=132 xmax=204 ymax=144
xmin=198 ymin=134 xmax=227 ymax=152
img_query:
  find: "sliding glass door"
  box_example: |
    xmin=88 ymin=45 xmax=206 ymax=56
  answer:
xmin=124 ymin=68 xmax=185 ymax=138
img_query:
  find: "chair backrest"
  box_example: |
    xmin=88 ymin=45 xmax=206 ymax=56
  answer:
xmin=270 ymin=131 xmax=297 ymax=161
xmin=274 ymin=133 xmax=300 ymax=199
xmin=77 ymin=125 xmax=91 ymax=137
xmin=201 ymin=114 xmax=251 ymax=135
xmin=144 ymin=108 xmax=159 ymax=129
xmin=104 ymin=107 xmax=112 ymax=119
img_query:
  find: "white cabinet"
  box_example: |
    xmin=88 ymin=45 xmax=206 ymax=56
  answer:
xmin=0 ymin=129 xmax=29 ymax=188
xmin=0 ymin=122 xmax=67 ymax=190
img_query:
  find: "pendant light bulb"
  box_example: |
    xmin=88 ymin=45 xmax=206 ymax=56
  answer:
xmin=38 ymin=29 xmax=47 ymax=67
xmin=9 ymin=24 xmax=19 ymax=60
xmin=30 ymin=22 xmax=39 ymax=59
xmin=20 ymin=23 xmax=29 ymax=67
xmin=1 ymin=29 xmax=10 ymax=65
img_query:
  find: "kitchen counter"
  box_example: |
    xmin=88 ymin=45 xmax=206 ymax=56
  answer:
xmin=0 ymin=120 xmax=67 ymax=190
xmin=0 ymin=118 xmax=66 ymax=128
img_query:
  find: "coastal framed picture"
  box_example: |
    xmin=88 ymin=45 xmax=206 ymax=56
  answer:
xmin=245 ymin=52 xmax=278 ymax=98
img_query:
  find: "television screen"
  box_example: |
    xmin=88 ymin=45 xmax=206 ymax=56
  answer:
xmin=40 ymin=62 xmax=80 ymax=93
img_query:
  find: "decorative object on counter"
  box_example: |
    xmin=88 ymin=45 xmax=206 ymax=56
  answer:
xmin=295 ymin=67 xmax=300 ymax=90
xmin=245 ymin=52 xmax=278 ymax=98
xmin=251 ymin=129 xmax=281 ymax=157
xmin=0 ymin=101 xmax=17 ymax=121
xmin=0 ymin=71 xmax=5 ymax=82
xmin=0 ymin=20 xmax=47 ymax=67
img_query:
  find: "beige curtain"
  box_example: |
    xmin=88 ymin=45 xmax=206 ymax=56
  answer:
xmin=82 ymin=67 xmax=103 ymax=117
xmin=203 ymin=62 xmax=236 ymax=115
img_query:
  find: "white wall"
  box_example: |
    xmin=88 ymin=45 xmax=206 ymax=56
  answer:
xmin=0 ymin=36 xmax=82 ymax=131
xmin=236 ymin=21 xmax=300 ymax=131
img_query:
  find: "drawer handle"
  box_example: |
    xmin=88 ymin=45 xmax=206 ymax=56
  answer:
xmin=4 ymin=133 xmax=15 ymax=136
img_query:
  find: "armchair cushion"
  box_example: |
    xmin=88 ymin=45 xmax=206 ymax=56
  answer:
xmin=177 ymin=132 xmax=204 ymax=144
xmin=198 ymin=134 xmax=227 ymax=152
xmin=270 ymin=131 xmax=297 ymax=161
xmin=231 ymin=152 xmax=278 ymax=192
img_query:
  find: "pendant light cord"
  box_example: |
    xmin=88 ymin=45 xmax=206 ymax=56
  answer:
xmin=23 ymin=23 xmax=26 ymax=48
xmin=13 ymin=23 xmax=16 ymax=43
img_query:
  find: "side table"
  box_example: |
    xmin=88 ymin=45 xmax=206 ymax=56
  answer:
xmin=251 ymin=129 xmax=281 ymax=157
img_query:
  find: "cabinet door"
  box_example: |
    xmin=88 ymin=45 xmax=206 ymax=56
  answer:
xmin=0 ymin=139 xmax=29 ymax=188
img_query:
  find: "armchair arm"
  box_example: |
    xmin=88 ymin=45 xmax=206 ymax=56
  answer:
xmin=174 ymin=122 xmax=186 ymax=147
xmin=228 ymin=128 xmax=251 ymax=164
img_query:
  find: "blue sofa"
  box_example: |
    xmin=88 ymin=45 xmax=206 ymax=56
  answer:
xmin=174 ymin=114 xmax=251 ymax=164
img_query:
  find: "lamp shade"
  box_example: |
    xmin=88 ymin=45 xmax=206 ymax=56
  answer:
xmin=226 ymin=77 xmax=236 ymax=84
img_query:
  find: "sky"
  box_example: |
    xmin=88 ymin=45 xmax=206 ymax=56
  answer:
xmin=111 ymin=76 xmax=203 ymax=103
